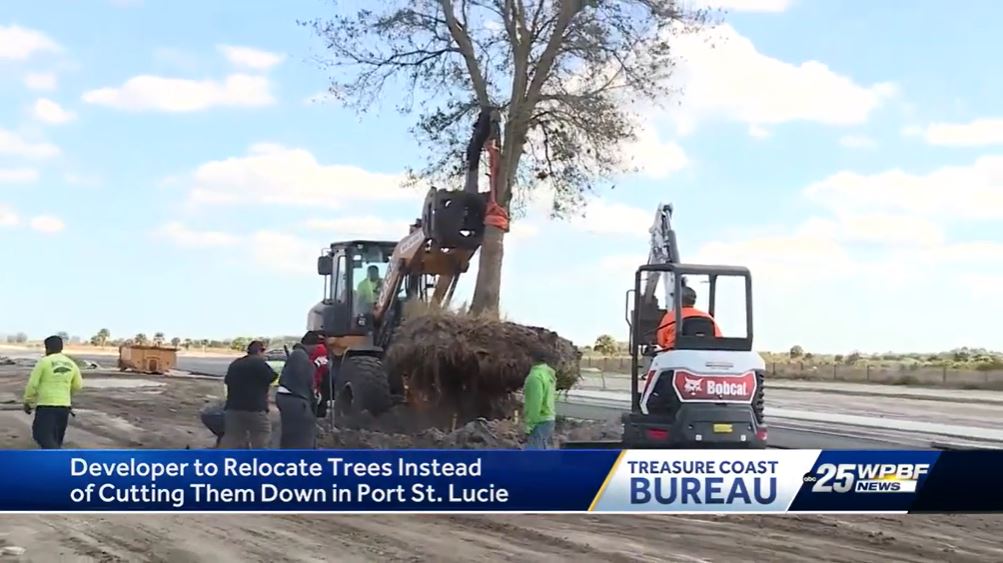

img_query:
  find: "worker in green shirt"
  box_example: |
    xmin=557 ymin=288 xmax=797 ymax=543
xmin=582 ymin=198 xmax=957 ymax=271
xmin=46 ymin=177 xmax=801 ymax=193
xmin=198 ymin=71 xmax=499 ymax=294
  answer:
xmin=355 ymin=265 xmax=383 ymax=313
xmin=23 ymin=335 xmax=83 ymax=449
xmin=522 ymin=345 xmax=557 ymax=449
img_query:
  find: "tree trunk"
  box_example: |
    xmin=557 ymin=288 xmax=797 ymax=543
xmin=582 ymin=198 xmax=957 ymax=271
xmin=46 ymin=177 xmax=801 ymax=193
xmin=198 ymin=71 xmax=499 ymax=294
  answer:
xmin=468 ymin=121 xmax=525 ymax=317
xmin=469 ymin=225 xmax=505 ymax=316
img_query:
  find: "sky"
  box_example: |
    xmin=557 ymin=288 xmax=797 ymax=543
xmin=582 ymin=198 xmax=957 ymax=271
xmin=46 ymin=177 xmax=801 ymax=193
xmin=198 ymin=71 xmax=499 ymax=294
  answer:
xmin=1 ymin=0 xmax=1001 ymax=354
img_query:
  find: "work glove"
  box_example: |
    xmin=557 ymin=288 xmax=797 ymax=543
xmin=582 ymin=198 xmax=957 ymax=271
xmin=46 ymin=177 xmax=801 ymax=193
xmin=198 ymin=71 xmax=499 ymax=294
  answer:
xmin=22 ymin=403 xmax=32 ymax=415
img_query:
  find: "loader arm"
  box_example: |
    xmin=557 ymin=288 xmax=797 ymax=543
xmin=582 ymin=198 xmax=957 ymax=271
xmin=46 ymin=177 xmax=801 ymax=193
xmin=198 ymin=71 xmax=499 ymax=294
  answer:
xmin=369 ymin=108 xmax=503 ymax=339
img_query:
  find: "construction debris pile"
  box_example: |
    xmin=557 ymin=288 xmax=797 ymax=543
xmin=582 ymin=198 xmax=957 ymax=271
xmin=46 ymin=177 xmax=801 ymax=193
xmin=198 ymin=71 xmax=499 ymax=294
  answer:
xmin=318 ymin=416 xmax=620 ymax=449
xmin=384 ymin=308 xmax=581 ymax=422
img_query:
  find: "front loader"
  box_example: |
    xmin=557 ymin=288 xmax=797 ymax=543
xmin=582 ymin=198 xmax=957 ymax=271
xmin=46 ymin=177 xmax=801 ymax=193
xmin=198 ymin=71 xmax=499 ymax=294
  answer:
xmin=304 ymin=109 xmax=505 ymax=424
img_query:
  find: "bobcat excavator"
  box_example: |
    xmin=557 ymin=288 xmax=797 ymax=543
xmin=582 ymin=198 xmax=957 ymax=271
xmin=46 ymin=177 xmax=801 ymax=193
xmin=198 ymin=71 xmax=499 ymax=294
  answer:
xmin=567 ymin=204 xmax=768 ymax=449
xmin=305 ymin=109 xmax=507 ymax=422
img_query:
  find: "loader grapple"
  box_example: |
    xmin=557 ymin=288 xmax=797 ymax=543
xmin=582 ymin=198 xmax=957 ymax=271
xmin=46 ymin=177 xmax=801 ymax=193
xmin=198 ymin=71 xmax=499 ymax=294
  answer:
xmin=422 ymin=188 xmax=487 ymax=250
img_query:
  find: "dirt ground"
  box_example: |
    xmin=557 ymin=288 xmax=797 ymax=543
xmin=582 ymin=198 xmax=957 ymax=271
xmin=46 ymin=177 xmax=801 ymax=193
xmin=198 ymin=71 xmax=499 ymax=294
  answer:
xmin=0 ymin=367 xmax=1001 ymax=563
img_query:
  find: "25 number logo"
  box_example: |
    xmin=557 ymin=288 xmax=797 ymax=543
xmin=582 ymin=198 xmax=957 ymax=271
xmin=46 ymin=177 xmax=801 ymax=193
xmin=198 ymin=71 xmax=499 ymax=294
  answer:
xmin=808 ymin=463 xmax=854 ymax=493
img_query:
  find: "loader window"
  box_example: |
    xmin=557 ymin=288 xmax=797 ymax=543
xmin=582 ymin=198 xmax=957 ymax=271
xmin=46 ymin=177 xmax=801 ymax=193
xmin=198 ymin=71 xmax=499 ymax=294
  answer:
xmin=334 ymin=255 xmax=348 ymax=304
xmin=352 ymin=254 xmax=389 ymax=315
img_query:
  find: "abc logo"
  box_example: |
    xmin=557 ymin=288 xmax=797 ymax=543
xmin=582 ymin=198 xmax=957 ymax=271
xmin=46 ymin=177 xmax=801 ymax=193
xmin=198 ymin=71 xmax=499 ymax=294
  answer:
xmin=802 ymin=473 xmax=818 ymax=483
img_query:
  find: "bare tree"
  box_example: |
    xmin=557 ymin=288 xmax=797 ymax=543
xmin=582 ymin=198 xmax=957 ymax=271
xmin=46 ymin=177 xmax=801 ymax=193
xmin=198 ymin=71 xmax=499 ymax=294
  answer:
xmin=303 ymin=0 xmax=710 ymax=315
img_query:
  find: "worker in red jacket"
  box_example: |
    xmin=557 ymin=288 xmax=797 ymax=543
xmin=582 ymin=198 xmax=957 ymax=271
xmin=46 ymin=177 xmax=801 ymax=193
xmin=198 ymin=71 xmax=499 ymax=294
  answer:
xmin=307 ymin=341 xmax=330 ymax=418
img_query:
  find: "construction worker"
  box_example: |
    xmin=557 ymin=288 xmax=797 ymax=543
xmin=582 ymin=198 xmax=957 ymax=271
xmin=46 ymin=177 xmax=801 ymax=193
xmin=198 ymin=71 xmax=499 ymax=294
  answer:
xmin=656 ymin=285 xmax=722 ymax=349
xmin=275 ymin=346 xmax=318 ymax=448
xmin=355 ymin=265 xmax=383 ymax=313
xmin=522 ymin=345 xmax=557 ymax=449
xmin=300 ymin=333 xmax=331 ymax=419
xmin=221 ymin=340 xmax=277 ymax=449
xmin=23 ymin=335 xmax=83 ymax=449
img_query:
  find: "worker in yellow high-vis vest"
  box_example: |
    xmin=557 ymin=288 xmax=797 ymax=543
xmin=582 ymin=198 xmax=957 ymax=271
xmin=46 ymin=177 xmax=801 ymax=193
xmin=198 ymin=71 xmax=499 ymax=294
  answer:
xmin=23 ymin=335 xmax=83 ymax=449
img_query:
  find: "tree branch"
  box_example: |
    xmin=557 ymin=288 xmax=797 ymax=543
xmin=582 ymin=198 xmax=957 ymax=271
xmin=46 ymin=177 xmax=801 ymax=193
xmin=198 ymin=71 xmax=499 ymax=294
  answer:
xmin=440 ymin=0 xmax=492 ymax=106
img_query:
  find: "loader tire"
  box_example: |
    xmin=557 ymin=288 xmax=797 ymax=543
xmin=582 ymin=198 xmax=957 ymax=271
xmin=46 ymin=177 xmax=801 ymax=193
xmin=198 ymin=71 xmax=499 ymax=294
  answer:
xmin=336 ymin=356 xmax=392 ymax=417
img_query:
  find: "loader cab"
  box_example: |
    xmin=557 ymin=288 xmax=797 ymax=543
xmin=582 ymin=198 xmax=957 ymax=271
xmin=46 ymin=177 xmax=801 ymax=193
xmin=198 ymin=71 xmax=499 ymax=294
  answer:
xmin=309 ymin=240 xmax=400 ymax=338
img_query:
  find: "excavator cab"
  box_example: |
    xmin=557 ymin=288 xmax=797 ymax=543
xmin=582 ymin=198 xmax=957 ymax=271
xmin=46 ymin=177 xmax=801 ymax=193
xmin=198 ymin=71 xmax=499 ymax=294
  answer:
xmin=622 ymin=263 xmax=767 ymax=448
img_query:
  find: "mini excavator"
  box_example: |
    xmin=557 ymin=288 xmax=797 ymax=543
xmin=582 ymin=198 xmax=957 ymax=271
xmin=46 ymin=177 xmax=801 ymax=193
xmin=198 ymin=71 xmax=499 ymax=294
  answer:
xmin=566 ymin=204 xmax=768 ymax=449
xmin=305 ymin=109 xmax=508 ymax=420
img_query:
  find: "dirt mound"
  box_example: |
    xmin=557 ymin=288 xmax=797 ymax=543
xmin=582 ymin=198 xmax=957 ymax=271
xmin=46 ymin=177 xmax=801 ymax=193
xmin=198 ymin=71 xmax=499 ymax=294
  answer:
xmin=318 ymin=416 xmax=620 ymax=449
xmin=384 ymin=308 xmax=581 ymax=420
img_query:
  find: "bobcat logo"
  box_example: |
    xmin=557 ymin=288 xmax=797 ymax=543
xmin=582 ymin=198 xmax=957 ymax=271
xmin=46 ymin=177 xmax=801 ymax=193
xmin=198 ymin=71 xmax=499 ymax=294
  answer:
xmin=683 ymin=377 xmax=702 ymax=394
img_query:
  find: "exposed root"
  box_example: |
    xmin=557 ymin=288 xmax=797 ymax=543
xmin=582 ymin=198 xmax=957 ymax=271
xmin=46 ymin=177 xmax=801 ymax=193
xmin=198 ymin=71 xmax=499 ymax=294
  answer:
xmin=384 ymin=307 xmax=581 ymax=421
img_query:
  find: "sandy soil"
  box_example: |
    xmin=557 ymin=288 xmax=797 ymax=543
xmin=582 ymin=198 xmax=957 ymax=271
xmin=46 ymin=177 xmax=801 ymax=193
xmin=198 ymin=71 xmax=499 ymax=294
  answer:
xmin=0 ymin=366 xmax=1001 ymax=563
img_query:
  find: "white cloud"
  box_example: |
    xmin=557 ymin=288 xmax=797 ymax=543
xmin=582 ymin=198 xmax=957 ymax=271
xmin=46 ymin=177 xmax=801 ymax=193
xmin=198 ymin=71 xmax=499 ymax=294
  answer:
xmin=32 ymin=98 xmax=76 ymax=124
xmin=0 ymin=168 xmax=39 ymax=184
xmin=573 ymin=198 xmax=651 ymax=237
xmin=627 ymin=125 xmax=689 ymax=178
xmin=0 ymin=25 xmax=60 ymax=60
xmin=799 ymin=213 xmax=944 ymax=247
xmin=804 ymin=155 xmax=1003 ymax=220
xmin=305 ymin=216 xmax=412 ymax=239
xmin=155 ymin=221 xmax=240 ymax=248
xmin=218 ymin=45 xmax=285 ymax=71
xmin=83 ymin=74 xmax=274 ymax=112
xmin=667 ymin=24 xmax=896 ymax=132
xmin=839 ymin=135 xmax=877 ymax=149
xmin=922 ymin=118 xmax=1003 ymax=147
xmin=748 ymin=124 xmax=771 ymax=139
xmin=690 ymin=0 xmax=793 ymax=12
xmin=693 ymin=225 xmax=858 ymax=283
xmin=251 ymin=231 xmax=318 ymax=275
xmin=0 ymin=205 xmax=18 ymax=227
xmin=155 ymin=219 xmax=332 ymax=275
xmin=23 ymin=72 xmax=58 ymax=91
xmin=186 ymin=143 xmax=421 ymax=209
xmin=29 ymin=215 xmax=64 ymax=234
xmin=0 ymin=129 xmax=60 ymax=159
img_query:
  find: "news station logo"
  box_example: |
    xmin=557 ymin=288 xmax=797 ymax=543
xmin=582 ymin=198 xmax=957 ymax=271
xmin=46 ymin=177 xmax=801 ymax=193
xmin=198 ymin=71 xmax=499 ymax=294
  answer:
xmin=802 ymin=463 xmax=930 ymax=493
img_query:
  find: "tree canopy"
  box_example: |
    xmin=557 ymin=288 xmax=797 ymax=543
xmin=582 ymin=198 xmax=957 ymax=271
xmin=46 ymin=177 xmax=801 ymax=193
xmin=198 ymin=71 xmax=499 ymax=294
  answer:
xmin=303 ymin=0 xmax=711 ymax=313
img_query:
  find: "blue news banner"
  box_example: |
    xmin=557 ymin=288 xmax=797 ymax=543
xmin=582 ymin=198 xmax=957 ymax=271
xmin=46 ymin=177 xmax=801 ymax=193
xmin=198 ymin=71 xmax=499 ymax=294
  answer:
xmin=0 ymin=449 xmax=999 ymax=512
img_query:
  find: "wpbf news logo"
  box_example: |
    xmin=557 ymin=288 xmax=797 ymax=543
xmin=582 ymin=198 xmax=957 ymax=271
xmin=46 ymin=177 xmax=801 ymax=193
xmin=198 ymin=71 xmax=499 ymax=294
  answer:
xmin=803 ymin=463 xmax=930 ymax=493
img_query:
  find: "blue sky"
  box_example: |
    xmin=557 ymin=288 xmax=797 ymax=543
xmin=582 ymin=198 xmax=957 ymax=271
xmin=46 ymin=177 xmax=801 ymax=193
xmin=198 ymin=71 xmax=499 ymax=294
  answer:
xmin=1 ymin=0 xmax=1001 ymax=353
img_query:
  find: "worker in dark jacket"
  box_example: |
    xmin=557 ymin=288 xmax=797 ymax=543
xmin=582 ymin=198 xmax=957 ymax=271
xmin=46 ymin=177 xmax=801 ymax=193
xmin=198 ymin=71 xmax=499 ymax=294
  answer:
xmin=24 ymin=335 xmax=83 ymax=449
xmin=221 ymin=340 xmax=277 ymax=448
xmin=276 ymin=346 xmax=318 ymax=448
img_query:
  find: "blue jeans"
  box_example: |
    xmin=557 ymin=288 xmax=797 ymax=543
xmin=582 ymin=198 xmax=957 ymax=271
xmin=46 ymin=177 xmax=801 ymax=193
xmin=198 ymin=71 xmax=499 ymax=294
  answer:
xmin=525 ymin=420 xmax=555 ymax=449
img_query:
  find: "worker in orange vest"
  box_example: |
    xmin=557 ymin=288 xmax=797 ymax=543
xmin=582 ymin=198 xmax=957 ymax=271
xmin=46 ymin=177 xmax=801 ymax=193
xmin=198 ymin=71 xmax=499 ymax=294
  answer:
xmin=656 ymin=285 xmax=722 ymax=349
